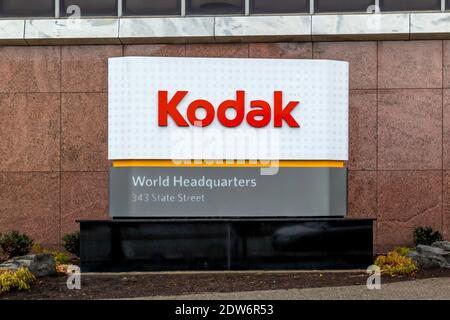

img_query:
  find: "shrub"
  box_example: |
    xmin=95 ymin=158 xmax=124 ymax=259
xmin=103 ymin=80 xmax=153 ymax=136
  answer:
xmin=414 ymin=227 xmax=443 ymax=246
xmin=56 ymin=264 xmax=69 ymax=274
xmin=54 ymin=252 xmax=71 ymax=274
xmin=0 ymin=231 xmax=34 ymax=259
xmin=0 ymin=267 xmax=35 ymax=294
xmin=54 ymin=252 xmax=70 ymax=265
xmin=31 ymin=244 xmax=70 ymax=264
xmin=62 ymin=232 xmax=80 ymax=257
xmin=394 ymin=247 xmax=410 ymax=257
xmin=30 ymin=243 xmax=49 ymax=254
xmin=375 ymin=251 xmax=418 ymax=277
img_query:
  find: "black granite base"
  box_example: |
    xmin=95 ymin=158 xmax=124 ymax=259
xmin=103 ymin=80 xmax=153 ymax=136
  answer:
xmin=78 ymin=218 xmax=374 ymax=272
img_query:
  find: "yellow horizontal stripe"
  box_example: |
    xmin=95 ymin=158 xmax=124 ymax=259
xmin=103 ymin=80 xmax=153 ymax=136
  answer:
xmin=112 ymin=160 xmax=345 ymax=168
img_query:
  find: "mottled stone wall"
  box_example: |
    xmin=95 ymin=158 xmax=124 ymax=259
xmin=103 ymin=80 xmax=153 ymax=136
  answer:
xmin=0 ymin=41 xmax=449 ymax=252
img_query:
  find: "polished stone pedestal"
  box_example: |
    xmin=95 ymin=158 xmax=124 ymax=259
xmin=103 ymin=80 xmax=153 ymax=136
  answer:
xmin=78 ymin=218 xmax=374 ymax=272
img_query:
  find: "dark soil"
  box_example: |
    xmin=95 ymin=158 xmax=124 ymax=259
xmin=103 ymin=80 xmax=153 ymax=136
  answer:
xmin=2 ymin=268 xmax=450 ymax=300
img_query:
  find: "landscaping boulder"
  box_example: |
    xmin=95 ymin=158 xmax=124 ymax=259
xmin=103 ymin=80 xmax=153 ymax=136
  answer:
xmin=407 ymin=241 xmax=450 ymax=269
xmin=432 ymin=241 xmax=450 ymax=252
xmin=0 ymin=253 xmax=56 ymax=277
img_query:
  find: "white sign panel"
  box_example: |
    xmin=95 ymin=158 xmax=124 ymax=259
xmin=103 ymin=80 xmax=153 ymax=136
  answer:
xmin=108 ymin=57 xmax=348 ymax=160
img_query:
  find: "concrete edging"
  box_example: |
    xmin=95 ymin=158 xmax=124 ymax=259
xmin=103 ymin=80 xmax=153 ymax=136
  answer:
xmin=0 ymin=12 xmax=450 ymax=45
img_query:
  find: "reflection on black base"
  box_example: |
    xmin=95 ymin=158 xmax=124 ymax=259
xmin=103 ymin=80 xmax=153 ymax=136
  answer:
xmin=79 ymin=218 xmax=374 ymax=272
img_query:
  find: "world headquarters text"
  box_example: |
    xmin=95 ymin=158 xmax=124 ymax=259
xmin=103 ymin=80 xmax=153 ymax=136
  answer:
xmin=131 ymin=175 xmax=257 ymax=190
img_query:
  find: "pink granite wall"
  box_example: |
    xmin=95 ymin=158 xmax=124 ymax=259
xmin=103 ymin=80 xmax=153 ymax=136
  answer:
xmin=0 ymin=41 xmax=449 ymax=252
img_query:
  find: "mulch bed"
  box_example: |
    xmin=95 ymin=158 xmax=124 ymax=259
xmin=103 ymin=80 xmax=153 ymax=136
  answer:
xmin=2 ymin=268 xmax=450 ymax=300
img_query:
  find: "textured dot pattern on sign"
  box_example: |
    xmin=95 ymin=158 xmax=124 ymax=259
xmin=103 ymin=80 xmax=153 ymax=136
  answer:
xmin=108 ymin=57 xmax=349 ymax=160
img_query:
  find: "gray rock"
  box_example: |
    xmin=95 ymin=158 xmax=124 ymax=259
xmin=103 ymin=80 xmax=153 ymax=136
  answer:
xmin=416 ymin=244 xmax=446 ymax=255
xmin=432 ymin=241 xmax=450 ymax=252
xmin=408 ymin=243 xmax=450 ymax=269
xmin=0 ymin=253 xmax=56 ymax=277
xmin=408 ymin=251 xmax=448 ymax=269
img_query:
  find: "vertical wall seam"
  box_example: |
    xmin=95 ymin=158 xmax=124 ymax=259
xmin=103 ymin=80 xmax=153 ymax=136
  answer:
xmin=442 ymin=39 xmax=445 ymax=234
xmin=118 ymin=17 xmax=123 ymax=45
xmin=375 ymin=40 xmax=379 ymax=252
xmin=59 ymin=44 xmax=62 ymax=246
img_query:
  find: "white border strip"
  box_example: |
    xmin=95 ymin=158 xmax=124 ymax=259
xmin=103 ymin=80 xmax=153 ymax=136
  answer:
xmin=2 ymin=12 xmax=450 ymax=45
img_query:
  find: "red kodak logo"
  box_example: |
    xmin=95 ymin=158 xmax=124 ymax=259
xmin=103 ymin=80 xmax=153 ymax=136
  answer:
xmin=158 ymin=90 xmax=300 ymax=128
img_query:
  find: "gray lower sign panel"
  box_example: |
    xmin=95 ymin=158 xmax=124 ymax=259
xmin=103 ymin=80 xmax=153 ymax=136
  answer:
xmin=109 ymin=167 xmax=347 ymax=217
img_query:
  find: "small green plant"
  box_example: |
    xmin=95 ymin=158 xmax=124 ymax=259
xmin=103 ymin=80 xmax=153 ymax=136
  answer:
xmin=62 ymin=232 xmax=80 ymax=257
xmin=414 ymin=227 xmax=443 ymax=246
xmin=394 ymin=246 xmax=410 ymax=257
xmin=30 ymin=243 xmax=50 ymax=254
xmin=54 ymin=252 xmax=70 ymax=265
xmin=0 ymin=267 xmax=35 ymax=294
xmin=0 ymin=231 xmax=34 ymax=259
xmin=375 ymin=251 xmax=418 ymax=277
